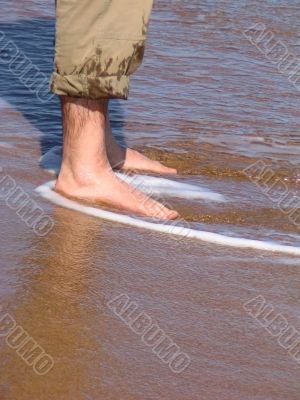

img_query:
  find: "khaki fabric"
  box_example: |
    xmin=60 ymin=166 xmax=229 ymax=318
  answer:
xmin=51 ymin=0 xmax=153 ymax=99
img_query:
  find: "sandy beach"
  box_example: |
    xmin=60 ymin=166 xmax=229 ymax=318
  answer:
xmin=0 ymin=1 xmax=300 ymax=399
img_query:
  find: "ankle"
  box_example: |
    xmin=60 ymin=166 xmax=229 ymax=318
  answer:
xmin=57 ymin=159 xmax=112 ymax=187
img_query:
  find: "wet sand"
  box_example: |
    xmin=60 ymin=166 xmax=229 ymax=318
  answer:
xmin=0 ymin=1 xmax=300 ymax=399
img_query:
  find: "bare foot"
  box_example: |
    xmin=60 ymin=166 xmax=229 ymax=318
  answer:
xmin=56 ymin=96 xmax=178 ymax=220
xmin=106 ymin=119 xmax=177 ymax=174
xmin=120 ymin=148 xmax=178 ymax=174
xmin=55 ymin=167 xmax=178 ymax=220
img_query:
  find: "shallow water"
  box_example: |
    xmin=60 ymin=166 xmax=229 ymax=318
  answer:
xmin=0 ymin=1 xmax=300 ymax=399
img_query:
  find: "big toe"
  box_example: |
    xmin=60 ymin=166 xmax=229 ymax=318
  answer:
xmin=165 ymin=209 xmax=179 ymax=220
xmin=153 ymin=161 xmax=177 ymax=174
xmin=156 ymin=206 xmax=179 ymax=221
xmin=161 ymin=165 xmax=177 ymax=174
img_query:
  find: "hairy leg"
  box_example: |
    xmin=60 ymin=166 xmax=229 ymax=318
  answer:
xmin=55 ymin=97 xmax=178 ymax=220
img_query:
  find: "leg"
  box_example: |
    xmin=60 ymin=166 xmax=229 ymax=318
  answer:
xmin=51 ymin=0 xmax=176 ymax=174
xmin=55 ymin=96 xmax=178 ymax=219
xmin=51 ymin=0 xmax=177 ymax=218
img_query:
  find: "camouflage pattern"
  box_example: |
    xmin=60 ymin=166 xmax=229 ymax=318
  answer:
xmin=51 ymin=0 xmax=153 ymax=99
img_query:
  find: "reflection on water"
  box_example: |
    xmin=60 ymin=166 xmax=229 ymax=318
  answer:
xmin=0 ymin=0 xmax=300 ymax=399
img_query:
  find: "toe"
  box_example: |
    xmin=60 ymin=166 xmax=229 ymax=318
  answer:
xmin=156 ymin=206 xmax=179 ymax=221
xmin=163 ymin=166 xmax=177 ymax=174
xmin=154 ymin=161 xmax=177 ymax=174
xmin=166 ymin=209 xmax=179 ymax=220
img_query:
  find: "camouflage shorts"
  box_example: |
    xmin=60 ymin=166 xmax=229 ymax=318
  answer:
xmin=51 ymin=0 xmax=153 ymax=99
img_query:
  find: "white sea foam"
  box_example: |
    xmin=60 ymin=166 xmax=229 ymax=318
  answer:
xmin=0 ymin=141 xmax=14 ymax=149
xmin=115 ymin=173 xmax=225 ymax=201
xmin=39 ymin=146 xmax=62 ymax=175
xmin=39 ymin=146 xmax=225 ymax=202
xmin=0 ymin=97 xmax=13 ymax=110
xmin=35 ymin=181 xmax=300 ymax=256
